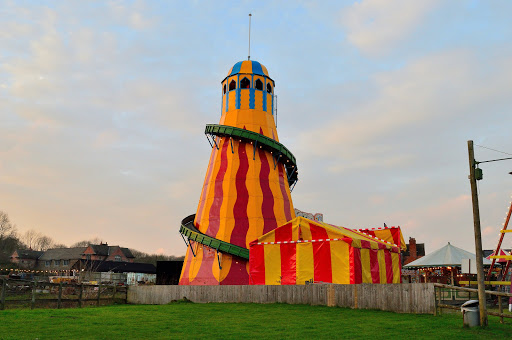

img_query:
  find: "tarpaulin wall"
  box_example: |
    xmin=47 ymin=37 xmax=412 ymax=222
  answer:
xmin=249 ymin=218 xmax=401 ymax=285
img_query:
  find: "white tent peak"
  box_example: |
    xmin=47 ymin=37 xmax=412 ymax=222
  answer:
xmin=404 ymin=242 xmax=491 ymax=268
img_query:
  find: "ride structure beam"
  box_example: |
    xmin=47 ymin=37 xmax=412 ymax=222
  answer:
xmin=486 ymin=200 xmax=512 ymax=281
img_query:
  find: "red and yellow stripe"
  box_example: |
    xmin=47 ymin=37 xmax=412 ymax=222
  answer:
xmin=249 ymin=217 xmax=402 ymax=285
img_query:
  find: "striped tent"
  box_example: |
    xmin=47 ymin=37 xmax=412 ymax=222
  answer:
xmin=249 ymin=217 xmax=402 ymax=285
xmin=358 ymin=226 xmax=407 ymax=251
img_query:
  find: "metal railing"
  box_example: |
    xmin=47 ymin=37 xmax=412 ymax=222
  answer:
xmin=434 ymin=283 xmax=512 ymax=323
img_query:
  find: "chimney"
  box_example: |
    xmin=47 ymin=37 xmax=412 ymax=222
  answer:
xmin=409 ymin=237 xmax=417 ymax=260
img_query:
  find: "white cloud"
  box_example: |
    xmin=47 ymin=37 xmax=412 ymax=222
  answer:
xmin=340 ymin=0 xmax=440 ymax=56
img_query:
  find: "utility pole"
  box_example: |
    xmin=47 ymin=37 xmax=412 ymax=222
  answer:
xmin=467 ymin=140 xmax=488 ymax=326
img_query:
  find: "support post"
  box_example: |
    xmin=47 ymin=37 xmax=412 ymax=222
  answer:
xmin=78 ymin=284 xmax=83 ymax=308
xmin=1 ymin=278 xmax=6 ymax=310
xmin=57 ymin=283 xmax=63 ymax=309
xmin=467 ymin=140 xmax=488 ymax=327
xmin=499 ymin=295 xmax=503 ymax=324
xmin=434 ymin=286 xmax=438 ymax=316
xmin=31 ymin=281 xmax=36 ymax=310
xmin=97 ymin=282 xmax=101 ymax=307
xmin=113 ymin=284 xmax=117 ymax=303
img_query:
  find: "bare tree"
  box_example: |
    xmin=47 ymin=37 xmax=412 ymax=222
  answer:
xmin=71 ymin=237 xmax=102 ymax=247
xmin=34 ymin=235 xmax=55 ymax=251
xmin=22 ymin=229 xmax=41 ymax=250
xmin=0 ymin=210 xmax=16 ymax=240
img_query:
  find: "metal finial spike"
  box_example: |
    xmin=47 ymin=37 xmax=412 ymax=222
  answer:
xmin=248 ymin=13 xmax=252 ymax=60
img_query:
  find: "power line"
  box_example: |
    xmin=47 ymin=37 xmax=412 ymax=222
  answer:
xmin=475 ymin=144 xmax=512 ymax=156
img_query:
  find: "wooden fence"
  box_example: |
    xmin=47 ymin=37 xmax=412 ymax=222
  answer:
xmin=128 ymin=283 xmax=435 ymax=314
xmin=0 ymin=278 xmax=127 ymax=310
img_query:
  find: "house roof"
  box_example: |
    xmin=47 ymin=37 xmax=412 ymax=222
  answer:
xmin=120 ymin=247 xmax=134 ymax=258
xmin=87 ymin=245 xmax=135 ymax=258
xmin=404 ymin=242 xmax=491 ymax=268
xmin=80 ymin=260 xmax=155 ymax=274
xmin=13 ymin=249 xmax=44 ymax=260
xmin=39 ymin=247 xmax=87 ymax=261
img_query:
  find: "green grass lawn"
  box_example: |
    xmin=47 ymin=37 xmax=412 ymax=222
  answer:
xmin=0 ymin=303 xmax=510 ymax=339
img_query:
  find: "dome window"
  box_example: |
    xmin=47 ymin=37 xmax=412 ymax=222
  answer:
xmin=223 ymin=84 xmax=226 ymax=94
xmin=229 ymin=79 xmax=236 ymax=91
xmin=240 ymin=77 xmax=250 ymax=89
xmin=267 ymin=83 xmax=272 ymax=94
xmin=255 ymin=79 xmax=263 ymax=90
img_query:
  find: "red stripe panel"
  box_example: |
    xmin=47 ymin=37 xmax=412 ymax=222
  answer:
xmin=369 ymin=249 xmax=380 ymax=283
xmin=391 ymin=228 xmax=401 ymax=247
xmin=350 ymin=247 xmax=362 ymax=284
xmin=206 ymin=139 xmax=229 ymax=237
xmin=196 ymin=146 xmax=218 ymax=229
xmin=278 ymin=163 xmax=292 ymax=221
xmin=249 ymin=244 xmax=265 ymax=285
xmin=221 ymin=258 xmax=249 ymax=285
xmin=378 ymin=243 xmax=387 ymax=250
xmin=360 ymin=240 xmax=371 ymax=249
xmin=258 ymin=148 xmax=277 ymax=234
xmin=275 ymin=222 xmax=293 ymax=242
xmin=384 ymin=250 xmax=393 ymax=283
xmin=309 ymin=222 xmax=332 ymax=283
xmin=280 ymin=244 xmax=296 ymax=285
xmin=231 ymin=141 xmax=250 ymax=247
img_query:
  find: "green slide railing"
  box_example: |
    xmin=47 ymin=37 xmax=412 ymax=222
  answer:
xmin=205 ymin=124 xmax=298 ymax=187
xmin=180 ymin=214 xmax=250 ymax=260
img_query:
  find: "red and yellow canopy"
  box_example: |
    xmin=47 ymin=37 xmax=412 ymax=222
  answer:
xmin=249 ymin=217 xmax=402 ymax=285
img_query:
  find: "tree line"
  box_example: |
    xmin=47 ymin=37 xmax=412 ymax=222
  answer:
xmin=0 ymin=210 xmax=183 ymax=266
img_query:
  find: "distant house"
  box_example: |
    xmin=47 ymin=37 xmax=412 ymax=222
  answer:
xmin=402 ymin=237 xmax=425 ymax=265
xmin=36 ymin=247 xmax=88 ymax=272
xmin=10 ymin=244 xmax=139 ymax=279
xmin=82 ymin=243 xmax=135 ymax=263
xmin=10 ymin=249 xmax=44 ymax=269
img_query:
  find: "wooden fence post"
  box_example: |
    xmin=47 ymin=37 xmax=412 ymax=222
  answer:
xmin=78 ymin=284 xmax=83 ymax=308
xmin=113 ymin=284 xmax=117 ymax=304
xmin=437 ymin=287 xmax=442 ymax=315
xmin=57 ymin=283 xmax=63 ymax=309
xmin=1 ymin=279 xmax=6 ymax=310
xmin=31 ymin=281 xmax=36 ymax=310
xmin=498 ymin=296 xmax=503 ymax=324
xmin=434 ymin=286 xmax=438 ymax=316
xmin=353 ymin=285 xmax=358 ymax=309
xmin=97 ymin=282 xmax=101 ymax=307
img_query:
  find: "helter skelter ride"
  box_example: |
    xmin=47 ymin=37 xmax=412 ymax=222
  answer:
xmin=178 ymin=60 xmax=298 ymax=285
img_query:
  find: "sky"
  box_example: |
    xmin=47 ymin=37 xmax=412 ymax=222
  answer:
xmin=1 ymin=0 xmax=512 ymax=256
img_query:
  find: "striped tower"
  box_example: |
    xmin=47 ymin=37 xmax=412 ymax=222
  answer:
xmin=179 ymin=60 xmax=298 ymax=285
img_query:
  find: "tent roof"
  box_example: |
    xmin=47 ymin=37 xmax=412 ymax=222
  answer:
xmin=404 ymin=242 xmax=491 ymax=267
xmin=252 ymin=217 xmax=401 ymax=252
xmin=485 ymin=249 xmax=510 ymax=263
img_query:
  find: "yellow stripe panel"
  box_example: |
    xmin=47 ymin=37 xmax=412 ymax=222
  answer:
xmin=330 ymin=240 xmax=350 ymax=284
xmin=299 ymin=222 xmax=312 ymax=242
xmin=377 ymin=250 xmax=386 ymax=283
xmin=240 ymin=90 xmax=250 ymax=110
xmin=240 ymin=61 xmax=252 ymax=74
xmin=260 ymin=64 xmax=268 ymax=76
xmin=246 ymin=148 xmax=264 ymax=246
xmin=264 ymin=244 xmax=282 ymax=285
xmin=217 ymin=141 xmax=239 ymax=243
xmin=360 ymin=248 xmax=372 ymax=283
xmin=188 ymin=243 xmax=204 ymax=282
xmin=391 ymin=253 xmax=400 ymax=283
xmin=296 ymin=242 xmax=314 ymax=285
